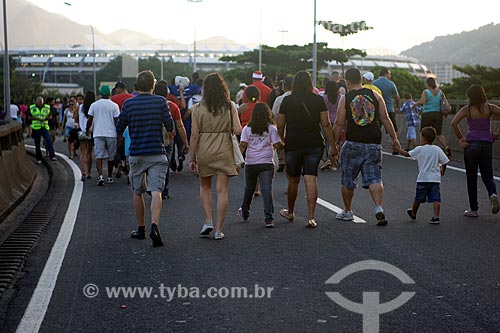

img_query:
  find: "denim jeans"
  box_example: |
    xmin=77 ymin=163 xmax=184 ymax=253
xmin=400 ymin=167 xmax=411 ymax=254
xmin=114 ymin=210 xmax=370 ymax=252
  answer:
xmin=463 ymin=140 xmax=497 ymax=211
xmin=174 ymin=131 xmax=185 ymax=160
xmin=241 ymin=163 xmax=275 ymax=221
xmin=32 ymin=128 xmax=55 ymax=161
xmin=162 ymin=140 xmax=174 ymax=197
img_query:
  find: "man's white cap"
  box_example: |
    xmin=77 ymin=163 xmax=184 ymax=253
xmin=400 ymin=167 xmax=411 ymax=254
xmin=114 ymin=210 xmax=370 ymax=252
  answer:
xmin=363 ymin=72 xmax=374 ymax=81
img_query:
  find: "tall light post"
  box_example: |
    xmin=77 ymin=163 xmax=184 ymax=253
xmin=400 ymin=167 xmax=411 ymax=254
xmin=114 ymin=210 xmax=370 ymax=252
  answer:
xmin=258 ymin=3 xmax=262 ymax=71
xmin=157 ymin=43 xmax=166 ymax=81
xmin=278 ymin=30 xmax=288 ymax=45
xmin=90 ymin=25 xmax=96 ymax=93
xmin=3 ymin=0 xmax=11 ymax=121
xmin=187 ymin=0 xmax=202 ymax=73
xmin=312 ymin=0 xmax=317 ymax=87
xmin=64 ymin=2 xmax=96 ymax=92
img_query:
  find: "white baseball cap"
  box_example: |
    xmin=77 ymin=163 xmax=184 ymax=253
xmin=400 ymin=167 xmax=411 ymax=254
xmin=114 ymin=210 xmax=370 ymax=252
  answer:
xmin=363 ymin=72 xmax=374 ymax=81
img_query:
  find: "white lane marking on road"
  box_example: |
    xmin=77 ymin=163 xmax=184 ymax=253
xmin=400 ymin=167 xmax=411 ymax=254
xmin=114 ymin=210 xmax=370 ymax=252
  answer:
xmin=316 ymin=198 xmax=366 ymax=223
xmin=17 ymin=148 xmax=82 ymax=333
xmin=382 ymin=151 xmax=500 ymax=181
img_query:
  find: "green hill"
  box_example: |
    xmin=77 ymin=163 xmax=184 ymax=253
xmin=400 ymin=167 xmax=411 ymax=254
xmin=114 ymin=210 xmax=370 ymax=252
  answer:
xmin=402 ymin=23 xmax=500 ymax=67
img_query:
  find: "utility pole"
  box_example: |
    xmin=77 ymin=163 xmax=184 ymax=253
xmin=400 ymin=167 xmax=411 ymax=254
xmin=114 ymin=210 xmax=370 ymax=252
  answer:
xmin=187 ymin=0 xmax=203 ymax=73
xmin=157 ymin=43 xmax=166 ymax=80
xmin=3 ymin=0 xmax=11 ymax=121
xmin=312 ymin=0 xmax=317 ymax=87
xmin=258 ymin=3 xmax=262 ymax=71
xmin=64 ymin=2 xmax=96 ymax=93
xmin=91 ymin=25 xmax=96 ymax=93
xmin=278 ymin=30 xmax=288 ymax=45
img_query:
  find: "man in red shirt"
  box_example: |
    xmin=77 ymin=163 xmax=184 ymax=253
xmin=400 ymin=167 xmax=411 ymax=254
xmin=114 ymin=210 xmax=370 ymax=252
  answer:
xmin=153 ymin=84 xmax=189 ymax=198
xmin=112 ymin=81 xmax=134 ymax=178
xmin=111 ymin=82 xmax=134 ymax=110
xmin=242 ymin=71 xmax=272 ymax=106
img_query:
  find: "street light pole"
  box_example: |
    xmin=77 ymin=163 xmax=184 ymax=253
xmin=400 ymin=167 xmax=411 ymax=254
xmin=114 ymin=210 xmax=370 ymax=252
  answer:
xmin=312 ymin=0 xmax=317 ymax=87
xmin=3 ymin=0 xmax=11 ymax=121
xmin=160 ymin=44 xmax=164 ymax=80
xmin=258 ymin=4 xmax=262 ymax=71
xmin=91 ymin=25 xmax=96 ymax=93
xmin=64 ymin=2 xmax=96 ymax=93
xmin=193 ymin=25 xmax=197 ymax=73
xmin=278 ymin=30 xmax=288 ymax=45
xmin=187 ymin=0 xmax=202 ymax=73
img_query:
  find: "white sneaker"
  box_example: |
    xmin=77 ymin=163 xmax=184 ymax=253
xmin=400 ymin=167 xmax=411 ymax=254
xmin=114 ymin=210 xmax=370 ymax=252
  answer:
xmin=490 ymin=194 xmax=500 ymax=214
xmin=237 ymin=207 xmax=248 ymax=221
xmin=106 ymin=177 xmax=114 ymax=184
xmin=214 ymin=231 xmax=225 ymax=240
xmin=199 ymin=223 xmax=213 ymax=236
xmin=319 ymin=160 xmax=332 ymax=170
xmin=336 ymin=210 xmax=354 ymax=221
xmin=464 ymin=210 xmax=479 ymax=217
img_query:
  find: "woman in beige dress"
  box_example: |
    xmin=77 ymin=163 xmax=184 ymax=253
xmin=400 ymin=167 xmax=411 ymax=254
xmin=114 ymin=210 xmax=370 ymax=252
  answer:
xmin=189 ymin=73 xmax=242 ymax=240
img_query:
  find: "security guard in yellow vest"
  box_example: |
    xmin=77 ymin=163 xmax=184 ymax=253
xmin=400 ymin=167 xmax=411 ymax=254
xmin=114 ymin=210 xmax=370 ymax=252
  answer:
xmin=29 ymin=96 xmax=57 ymax=163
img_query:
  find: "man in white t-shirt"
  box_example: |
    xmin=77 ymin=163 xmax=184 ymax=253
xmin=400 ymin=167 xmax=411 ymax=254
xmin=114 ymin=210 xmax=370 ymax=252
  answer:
xmin=10 ymin=103 xmax=19 ymax=121
xmin=86 ymin=85 xmax=120 ymax=186
xmin=271 ymin=76 xmax=292 ymax=171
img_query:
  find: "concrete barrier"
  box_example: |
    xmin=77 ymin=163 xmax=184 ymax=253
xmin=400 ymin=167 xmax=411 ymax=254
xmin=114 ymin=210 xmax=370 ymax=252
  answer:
xmin=0 ymin=122 xmax=35 ymax=222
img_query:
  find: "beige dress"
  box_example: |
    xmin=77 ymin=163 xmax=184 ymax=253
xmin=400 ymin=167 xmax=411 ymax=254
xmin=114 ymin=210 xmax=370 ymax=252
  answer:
xmin=192 ymin=101 xmax=238 ymax=177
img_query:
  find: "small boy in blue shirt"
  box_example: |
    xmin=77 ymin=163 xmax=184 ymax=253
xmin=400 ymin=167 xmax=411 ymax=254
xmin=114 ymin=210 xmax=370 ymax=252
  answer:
xmin=395 ymin=127 xmax=449 ymax=224
xmin=399 ymin=92 xmax=420 ymax=150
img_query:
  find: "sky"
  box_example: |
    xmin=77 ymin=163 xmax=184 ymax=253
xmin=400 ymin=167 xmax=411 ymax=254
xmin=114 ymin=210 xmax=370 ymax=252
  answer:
xmin=24 ymin=0 xmax=500 ymax=54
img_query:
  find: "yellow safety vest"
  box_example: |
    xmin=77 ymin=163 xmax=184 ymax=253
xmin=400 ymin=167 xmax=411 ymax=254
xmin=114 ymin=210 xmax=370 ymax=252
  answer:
xmin=30 ymin=104 xmax=50 ymax=130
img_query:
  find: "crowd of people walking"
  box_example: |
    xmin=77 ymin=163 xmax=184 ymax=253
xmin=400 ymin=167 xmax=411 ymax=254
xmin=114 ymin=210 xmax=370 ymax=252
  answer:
xmin=19 ymin=67 xmax=500 ymax=246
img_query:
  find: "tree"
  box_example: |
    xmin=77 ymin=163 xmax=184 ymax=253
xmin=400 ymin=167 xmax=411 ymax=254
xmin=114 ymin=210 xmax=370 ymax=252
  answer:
xmin=445 ymin=65 xmax=500 ymax=99
xmin=1 ymin=56 xmax=42 ymax=105
xmin=219 ymin=43 xmax=366 ymax=83
xmin=318 ymin=20 xmax=372 ymax=76
xmin=386 ymin=68 xmax=425 ymax=99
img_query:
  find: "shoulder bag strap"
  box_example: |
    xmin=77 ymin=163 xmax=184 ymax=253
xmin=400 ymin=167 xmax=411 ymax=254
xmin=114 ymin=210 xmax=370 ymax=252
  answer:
xmin=228 ymin=102 xmax=233 ymax=135
xmin=440 ymin=89 xmax=448 ymax=100
xmin=300 ymin=99 xmax=325 ymax=139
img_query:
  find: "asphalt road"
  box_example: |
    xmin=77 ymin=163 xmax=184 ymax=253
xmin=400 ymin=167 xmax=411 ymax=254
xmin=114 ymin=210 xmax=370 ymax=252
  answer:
xmin=2 ymin=136 xmax=500 ymax=332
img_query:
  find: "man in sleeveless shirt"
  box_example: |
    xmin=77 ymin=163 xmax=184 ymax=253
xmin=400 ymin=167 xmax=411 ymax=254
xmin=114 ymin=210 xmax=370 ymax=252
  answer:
xmin=332 ymin=68 xmax=401 ymax=226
